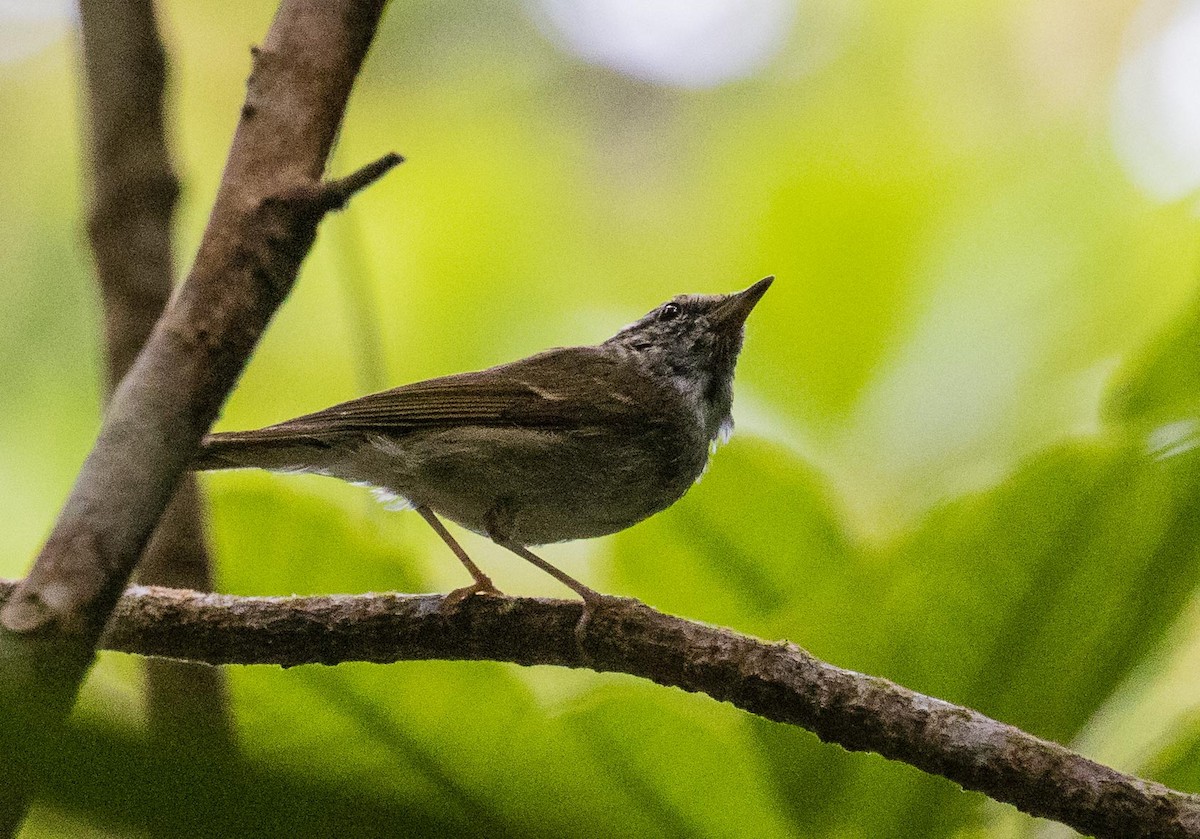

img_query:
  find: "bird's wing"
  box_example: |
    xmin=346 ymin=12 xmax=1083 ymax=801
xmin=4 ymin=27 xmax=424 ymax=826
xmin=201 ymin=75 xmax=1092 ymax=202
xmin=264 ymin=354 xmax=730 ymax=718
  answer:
xmin=218 ymin=346 xmax=657 ymax=442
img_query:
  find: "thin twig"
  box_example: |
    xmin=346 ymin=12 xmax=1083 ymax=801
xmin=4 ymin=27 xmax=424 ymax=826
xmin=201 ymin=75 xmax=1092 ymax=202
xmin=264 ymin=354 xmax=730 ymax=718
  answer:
xmin=317 ymin=152 xmax=404 ymax=212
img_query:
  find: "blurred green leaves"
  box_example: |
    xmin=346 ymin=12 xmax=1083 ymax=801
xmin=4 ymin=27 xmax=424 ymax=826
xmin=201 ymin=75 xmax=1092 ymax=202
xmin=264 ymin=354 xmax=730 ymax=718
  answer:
xmin=6 ymin=0 xmax=1200 ymax=836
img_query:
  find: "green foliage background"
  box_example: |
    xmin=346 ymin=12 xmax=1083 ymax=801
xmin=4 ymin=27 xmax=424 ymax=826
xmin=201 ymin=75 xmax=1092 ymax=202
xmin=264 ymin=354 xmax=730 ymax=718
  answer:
xmin=3 ymin=1 xmax=1200 ymax=836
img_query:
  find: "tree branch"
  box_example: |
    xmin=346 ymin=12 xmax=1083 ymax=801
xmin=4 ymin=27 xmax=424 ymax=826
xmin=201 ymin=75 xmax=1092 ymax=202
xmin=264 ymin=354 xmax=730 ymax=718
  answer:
xmin=77 ymin=0 xmax=232 ymax=750
xmin=0 ymin=0 xmax=393 ymax=834
xmin=0 ymin=0 xmax=393 ymax=639
xmin=4 ymin=582 xmax=1184 ymax=838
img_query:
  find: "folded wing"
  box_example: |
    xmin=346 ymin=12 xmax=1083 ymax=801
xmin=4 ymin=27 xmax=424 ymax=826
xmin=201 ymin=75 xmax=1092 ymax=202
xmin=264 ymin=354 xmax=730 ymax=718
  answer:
xmin=203 ymin=345 xmax=659 ymax=448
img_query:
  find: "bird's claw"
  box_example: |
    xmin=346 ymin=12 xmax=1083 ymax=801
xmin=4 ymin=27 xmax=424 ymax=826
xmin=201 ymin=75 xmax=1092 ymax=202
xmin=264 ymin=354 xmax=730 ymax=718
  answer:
xmin=574 ymin=591 xmax=635 ymax=655
xmin=440 ymin=578 xmax=503 ymax=613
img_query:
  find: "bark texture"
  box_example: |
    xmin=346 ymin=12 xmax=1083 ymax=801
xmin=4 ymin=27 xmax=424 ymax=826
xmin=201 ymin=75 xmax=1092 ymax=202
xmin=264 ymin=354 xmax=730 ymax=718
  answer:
xmin=10 ymin=583 xmax=1187 ymax=839
xmin=1 ymin=0 xmax=393 ymax=639
xmin=0 ymin=1 xmax=395 ymax=834
xmin=77 ymin=0 xmax=232 ymax=749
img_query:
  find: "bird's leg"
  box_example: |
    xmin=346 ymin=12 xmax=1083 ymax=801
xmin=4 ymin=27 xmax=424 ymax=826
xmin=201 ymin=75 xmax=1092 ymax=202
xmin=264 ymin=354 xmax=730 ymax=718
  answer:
xmin=416 ymin=505 xmax=502 ymax=607
xmin=492 ymin=540 xmax=618 ymax=653
xmin=493 ymin=540 xmax=603 ymax=604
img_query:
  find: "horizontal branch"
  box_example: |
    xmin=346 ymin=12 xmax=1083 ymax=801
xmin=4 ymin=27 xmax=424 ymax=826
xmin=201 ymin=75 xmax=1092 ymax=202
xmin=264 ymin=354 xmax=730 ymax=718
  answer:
xmin=1 ymin=580 xmax=1191 ymax=838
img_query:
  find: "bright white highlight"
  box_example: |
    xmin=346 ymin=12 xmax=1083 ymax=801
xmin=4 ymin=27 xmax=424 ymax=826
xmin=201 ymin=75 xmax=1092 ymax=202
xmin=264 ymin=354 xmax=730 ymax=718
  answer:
xmin=0 ymin=0 xmax=74 ymax=64
xmin=1113 ymin=0 xmax=1200 ymax=201
xmin=1146 ymin=418 xmax=1200 ymax=460
xmin=529 ymin=0 xmax=795 ymax=88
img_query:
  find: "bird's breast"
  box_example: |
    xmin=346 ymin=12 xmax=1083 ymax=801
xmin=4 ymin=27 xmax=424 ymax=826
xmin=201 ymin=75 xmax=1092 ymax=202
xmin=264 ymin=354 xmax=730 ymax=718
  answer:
xmin=342 ymin=417 xmax=709 ymax=545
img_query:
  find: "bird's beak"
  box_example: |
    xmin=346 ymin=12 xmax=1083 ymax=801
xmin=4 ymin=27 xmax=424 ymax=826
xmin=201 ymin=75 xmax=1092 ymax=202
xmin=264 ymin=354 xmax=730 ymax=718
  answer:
xmin=711 ymin=276 xmax=773 ymax=333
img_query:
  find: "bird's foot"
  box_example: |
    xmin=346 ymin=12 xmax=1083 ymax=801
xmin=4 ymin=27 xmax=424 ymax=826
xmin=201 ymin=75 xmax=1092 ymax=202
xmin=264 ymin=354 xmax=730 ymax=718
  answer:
xmin=573 ymin=589 xmax=636 ymax=655
xmin=440 ymin=577 xmax=503 ymax=613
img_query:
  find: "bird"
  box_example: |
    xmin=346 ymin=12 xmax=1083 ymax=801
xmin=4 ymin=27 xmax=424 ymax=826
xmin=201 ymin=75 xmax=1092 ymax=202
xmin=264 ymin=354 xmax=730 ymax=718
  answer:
xmin=194 ymin=276 xmax=772 ymax=606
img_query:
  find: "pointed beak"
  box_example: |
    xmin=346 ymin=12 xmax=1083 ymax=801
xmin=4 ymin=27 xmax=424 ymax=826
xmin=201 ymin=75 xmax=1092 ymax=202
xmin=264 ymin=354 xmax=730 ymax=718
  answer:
xmin=711 ymin=276 xmax=773 ymax=333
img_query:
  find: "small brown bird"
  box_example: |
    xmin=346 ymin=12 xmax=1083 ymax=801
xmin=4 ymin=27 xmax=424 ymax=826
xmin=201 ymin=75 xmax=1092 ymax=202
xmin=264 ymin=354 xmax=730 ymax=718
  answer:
xmin=195 ymin=277 xmax=772 ymax=604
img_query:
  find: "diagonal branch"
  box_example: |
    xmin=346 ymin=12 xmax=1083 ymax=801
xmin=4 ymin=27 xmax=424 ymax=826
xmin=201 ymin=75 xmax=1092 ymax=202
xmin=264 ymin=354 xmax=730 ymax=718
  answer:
xmin=1 ymin=0 xmax=394 ymax=640
xmin=77 ymin=0 xmax=232 ymax=749
xmin=30 ymin=583 xmax=1193 ymax=839
xmin=0 ymin=1 xmax=394 ymax=834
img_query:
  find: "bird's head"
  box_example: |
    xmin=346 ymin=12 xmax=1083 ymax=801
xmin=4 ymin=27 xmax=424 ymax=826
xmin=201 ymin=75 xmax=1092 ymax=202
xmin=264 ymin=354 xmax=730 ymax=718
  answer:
xmin=606 ymin=276 xmax=772 ymax=439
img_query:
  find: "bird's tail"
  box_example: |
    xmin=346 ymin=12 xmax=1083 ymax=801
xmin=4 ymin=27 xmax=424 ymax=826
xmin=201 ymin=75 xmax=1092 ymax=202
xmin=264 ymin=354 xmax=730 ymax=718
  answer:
xmin=193 ymin=430 xmax=335 ymax=473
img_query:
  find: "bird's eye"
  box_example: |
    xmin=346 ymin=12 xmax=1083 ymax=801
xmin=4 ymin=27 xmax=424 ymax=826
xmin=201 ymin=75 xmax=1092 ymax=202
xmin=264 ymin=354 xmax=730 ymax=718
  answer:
xmin=658 ymin=303 xmax=681 ymax=321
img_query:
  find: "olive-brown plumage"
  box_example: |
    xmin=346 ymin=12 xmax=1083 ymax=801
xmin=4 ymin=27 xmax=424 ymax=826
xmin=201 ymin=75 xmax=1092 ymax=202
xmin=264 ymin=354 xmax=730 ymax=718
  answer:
xmin=195 ymin=277 xmax=772 ymax=602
